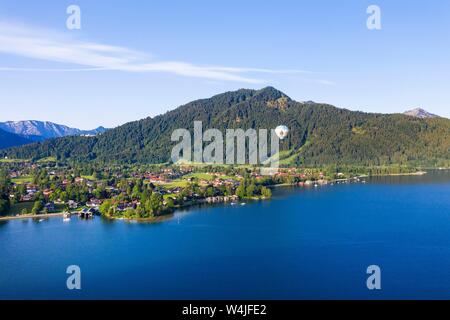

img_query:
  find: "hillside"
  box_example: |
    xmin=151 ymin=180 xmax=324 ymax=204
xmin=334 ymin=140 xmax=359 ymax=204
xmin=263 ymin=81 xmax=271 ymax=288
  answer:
xmin=2 ymin=87 xmax=450 ymax=167
xmin=0 ymin=128 xmax=32 ymax=150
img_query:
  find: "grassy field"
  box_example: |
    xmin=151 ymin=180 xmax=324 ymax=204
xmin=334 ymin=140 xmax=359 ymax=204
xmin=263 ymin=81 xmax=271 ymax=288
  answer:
xmin=279 ymin=142 xmax=311 ymax=166
xmin=183 ymin=173 xmax=216 ymax=181
xmin=37 ymin=156 xmax=57 ymax=163
xmin=162 ymin=180 xmax=189 ymax=189
xmin=183 ymin=173 xmax=239 ymax=181
xmin=163 ymin=193 xmax=177 ymax=200
xmin=6 ymin=202 xmax=34 ymax=215
xmin=0 ymin=157 xmax=55 ymax=164
xmin=5 ymin=202 xmax=66 ymax=216
xmin=11 ymin=176 xmax=33 ymax=185
xmin=0 ymin=158 xmax=30 ymax=163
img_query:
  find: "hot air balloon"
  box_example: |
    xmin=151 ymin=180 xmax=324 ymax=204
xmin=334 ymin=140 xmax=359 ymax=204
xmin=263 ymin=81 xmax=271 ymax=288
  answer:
xmin=275 ymin=125 xmax=289 ymax=140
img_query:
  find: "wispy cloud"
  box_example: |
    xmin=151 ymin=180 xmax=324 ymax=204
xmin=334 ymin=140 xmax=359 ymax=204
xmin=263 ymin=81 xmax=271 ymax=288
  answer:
xmin=313 ymin=79 xmax=336 ymax=86
xmin=0 ymin=21 xmax=334 ymax=85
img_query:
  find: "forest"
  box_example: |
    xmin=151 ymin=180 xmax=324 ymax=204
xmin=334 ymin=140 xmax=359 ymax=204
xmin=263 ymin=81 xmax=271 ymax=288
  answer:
xmin=2 ymin=87 xmax=450 ymax=168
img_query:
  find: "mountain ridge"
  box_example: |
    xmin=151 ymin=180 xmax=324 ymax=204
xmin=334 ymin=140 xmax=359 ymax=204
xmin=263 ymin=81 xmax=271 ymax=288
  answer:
xmin=2 ymin=87 xmax=450 ymax=167
xmin=0 ymin=120 xmax=107 ymax=141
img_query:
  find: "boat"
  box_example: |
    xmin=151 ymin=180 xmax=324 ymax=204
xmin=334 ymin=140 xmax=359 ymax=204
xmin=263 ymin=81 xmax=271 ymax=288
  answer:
xmin=241 ymin=203 xmax=246 ymax=206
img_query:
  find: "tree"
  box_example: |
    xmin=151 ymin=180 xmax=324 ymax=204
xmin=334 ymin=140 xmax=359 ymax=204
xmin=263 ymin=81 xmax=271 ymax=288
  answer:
xmin=206 ymin=187 xmax=215 ymax=197
xmin=236 ymin=184 xmax=246 ymax=199
xmin=132 ymin=184 xmax=141 ymax=199
xmin=31 ymin=201 xmax=44 ymax=215
xmin=166 ymin=198 xmax=175 ymax=208
xmin=0 ymin=198 xmax=10 ymax=214
xmin=60 ymin=191 xmax=69 ymax=202
xmin=0 ymin=169 xmax=10 ymax=194
xmin=261 ymin=186 xmax=272 ymax=199
xmin=149 ymin=193 xmax=163 ymax=214
xmin=246 ymin=183 xmax=256 ymax=198
xmin=99 ymin=200 xmax=113 ymax=217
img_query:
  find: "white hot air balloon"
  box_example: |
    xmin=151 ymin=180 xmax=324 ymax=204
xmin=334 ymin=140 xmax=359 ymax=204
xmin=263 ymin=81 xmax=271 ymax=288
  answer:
xmin=275 ymin=125 xmax=289 ymax=140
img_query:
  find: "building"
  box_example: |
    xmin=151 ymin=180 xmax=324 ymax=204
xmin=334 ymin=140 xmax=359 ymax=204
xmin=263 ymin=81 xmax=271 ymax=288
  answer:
xmin=68 ymin=200 xmax=78 ymax=209
xmin=45 ymin=202 xmax=55 ymax=212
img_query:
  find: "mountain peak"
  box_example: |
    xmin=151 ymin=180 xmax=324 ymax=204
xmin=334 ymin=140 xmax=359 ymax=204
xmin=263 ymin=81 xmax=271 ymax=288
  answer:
xmin=256 ymin=86 xmax=290 ymax=100
xmin=404 ymin=108 xmax=438 ymax=119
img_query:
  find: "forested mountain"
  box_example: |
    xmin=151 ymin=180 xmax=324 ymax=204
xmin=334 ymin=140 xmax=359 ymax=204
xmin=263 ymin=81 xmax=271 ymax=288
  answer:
xmin=0 ymin=120 xmax=107 ymax=141
xmin=0 ymin=128 xmax=32 ymax=150
xmin=2 ymin=87 xmax=450 ymax=167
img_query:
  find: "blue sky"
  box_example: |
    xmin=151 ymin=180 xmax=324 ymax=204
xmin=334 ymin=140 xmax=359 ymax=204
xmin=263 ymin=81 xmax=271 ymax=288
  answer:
xmin=0 ymin=0 xmax=449 ymax=129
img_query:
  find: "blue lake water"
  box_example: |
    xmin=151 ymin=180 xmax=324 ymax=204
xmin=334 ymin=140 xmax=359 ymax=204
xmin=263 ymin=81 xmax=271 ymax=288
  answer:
xmin=1 ymin=171 xmax=450 ymax=300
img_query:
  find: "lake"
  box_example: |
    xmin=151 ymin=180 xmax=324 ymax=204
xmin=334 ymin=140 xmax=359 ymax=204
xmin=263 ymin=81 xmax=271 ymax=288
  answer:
xmin=1 ymin=171 xmax=450 ymax=299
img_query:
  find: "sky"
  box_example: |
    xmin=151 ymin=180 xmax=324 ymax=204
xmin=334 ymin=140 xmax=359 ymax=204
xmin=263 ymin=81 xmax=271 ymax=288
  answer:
xmin=0 ymin=0 xmax=449 ymax=129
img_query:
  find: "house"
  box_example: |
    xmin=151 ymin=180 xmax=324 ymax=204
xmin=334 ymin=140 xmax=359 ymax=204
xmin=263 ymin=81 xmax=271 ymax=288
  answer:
xmin=26 ymin=185 xmax=38 ymax=194
xmin=147 ymin=174 xmax=167 ymax=183
xmin=116 ymin=203 xmax=127 ymax=212
xmin=79 ymin=208 xmax=96 ymax=219
xmin=68 ymin=200 xmax=78 ymax=209
xmin=106 ymin=186 xmax=119 ymax=193
xmin=213 ymin=179 xmax=224 ymax=187
xmin=10 ymin=171 xmax=19 ymax=178
xmin=171 ymin=187 xmax=182 ymax=194
xmin=45 ymin=202 xmax=55 ymax=212
xmin=74 ymin=177 xmax=85 ymax=184
xmin=43 ymin=189 xmax=53 ymax=198
xmin=87 ymin=199 xmax=102 ymax=208
xmin=21 ymin=194 xmax=33 ymax=202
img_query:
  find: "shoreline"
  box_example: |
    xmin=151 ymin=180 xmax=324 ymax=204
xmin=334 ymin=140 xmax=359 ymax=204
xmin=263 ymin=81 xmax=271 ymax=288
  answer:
xmin=366 ymin=171 xmax=427 ymax=177
xmin=0 ymin=171 xmax=428 ymax=222
xmin=0 ymin=212 xmax=65 ymax=221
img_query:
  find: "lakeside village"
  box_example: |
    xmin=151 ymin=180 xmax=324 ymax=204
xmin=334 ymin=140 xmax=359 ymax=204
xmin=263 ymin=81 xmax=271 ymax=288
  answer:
xmin=0 ymin=159 xmax=422 ymax=221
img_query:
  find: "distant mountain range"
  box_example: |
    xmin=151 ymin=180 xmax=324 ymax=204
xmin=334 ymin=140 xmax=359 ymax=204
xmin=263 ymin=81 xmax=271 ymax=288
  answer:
xmin=2 ymin=87 xmax=450 ymax=167
xmin=404 ymin=108 xmax=439 ymax=119
xmin=0 ymin=121 xmax=107 ymax=150
xmin=0 ymin=121 xmax=107 ymax=141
